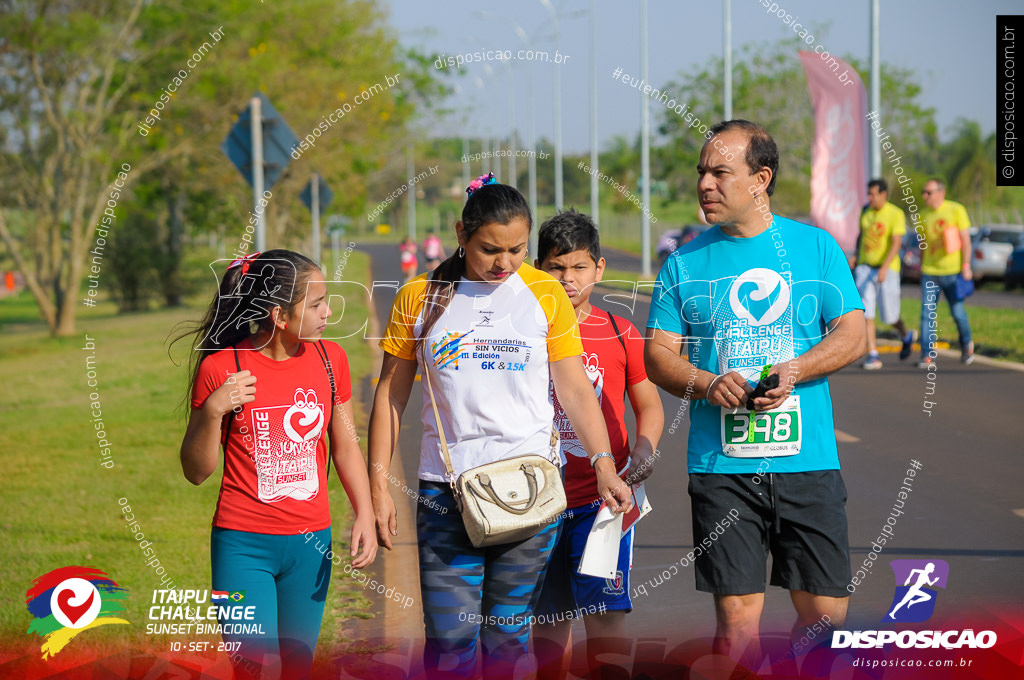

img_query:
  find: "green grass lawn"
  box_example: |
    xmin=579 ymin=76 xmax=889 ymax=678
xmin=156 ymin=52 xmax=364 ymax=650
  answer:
xmin=897 ymin=297 xmax=1024 ymax=363
xmin=598 ymin=267 xmax=657 ymax=294
xmin=0 ymin=252 xmax=375 ymax=658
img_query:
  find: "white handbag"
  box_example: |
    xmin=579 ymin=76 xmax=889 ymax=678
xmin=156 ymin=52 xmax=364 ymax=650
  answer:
xmin=423 ymin=364 xmax=567 ymax=548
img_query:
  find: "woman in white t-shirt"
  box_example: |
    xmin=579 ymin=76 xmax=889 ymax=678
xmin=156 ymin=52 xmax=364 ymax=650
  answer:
xmin=368 ymin=176 xmax=632 ymax=679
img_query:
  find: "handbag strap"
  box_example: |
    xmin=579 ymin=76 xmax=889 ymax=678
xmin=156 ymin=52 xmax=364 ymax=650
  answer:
xmin=313 ymin=340 xmax=336 ymax=479
xmin=605 ymin=309 xmax=630 ymax=402
xmin=421 ymin=361 xmax=457 ymax=484
xmin=606 ymin=309 xmax=627 ymax=355
xmin=222 ymin=346 xmax=243 ymax=450
xmin=421 ymin=351 xmax=560 ymax=483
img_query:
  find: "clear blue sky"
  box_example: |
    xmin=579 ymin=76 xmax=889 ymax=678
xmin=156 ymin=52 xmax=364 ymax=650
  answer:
xmin=386 ymin=0 xmax=1017 ymax=153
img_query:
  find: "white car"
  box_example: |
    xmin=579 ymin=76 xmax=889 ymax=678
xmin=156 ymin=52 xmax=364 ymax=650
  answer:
xmin=972 ymin=224 xmax=1024 ymax=281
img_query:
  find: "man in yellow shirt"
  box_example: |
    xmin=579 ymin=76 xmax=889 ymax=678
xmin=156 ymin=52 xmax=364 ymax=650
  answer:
xmin=855 ymin=179 xmax=916 ymax=369
xmin=918 ymin=178 xmax=974 ymax=366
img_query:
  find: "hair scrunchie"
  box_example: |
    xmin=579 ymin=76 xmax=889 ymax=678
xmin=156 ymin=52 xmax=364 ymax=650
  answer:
xmin=466 ymin=172 xmax=497 ymax=197
xmin=227 ymin=252 xmax=261 ymax=275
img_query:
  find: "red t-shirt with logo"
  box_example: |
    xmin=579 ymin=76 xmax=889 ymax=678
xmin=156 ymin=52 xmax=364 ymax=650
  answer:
xmin=190 ymin=338 xmax=351 ymax=534
xmin=552 ymin=307 xmax=647 ymax=508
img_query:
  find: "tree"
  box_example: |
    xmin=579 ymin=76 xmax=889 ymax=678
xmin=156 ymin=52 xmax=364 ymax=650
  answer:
xmin=0 ymin=1 xmax=190 ymax=335
xmin=941 ymin=119 xmax=997 ymax=218
xmin=655 ymin=34 xmax=939 ymax=216
xmin=0 ymin=0 xmax=443 ymax=333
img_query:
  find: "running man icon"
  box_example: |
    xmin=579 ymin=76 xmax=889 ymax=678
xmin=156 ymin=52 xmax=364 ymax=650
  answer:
xmin=888 ymin=562 xmax=939 ymax=619
xmin=884 ymin=559 xmax=949 ymax=623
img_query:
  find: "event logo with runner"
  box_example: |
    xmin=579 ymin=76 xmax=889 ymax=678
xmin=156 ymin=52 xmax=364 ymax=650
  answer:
xmin=885 ymin=559 xmax=949 ymax=623
xmin=431 ymin=329 xmax=473 ymax=369
xmin=834 ymin=558 xmax=994 ymax=649
xmin=25 ymin=566 xmax=129 ymax=659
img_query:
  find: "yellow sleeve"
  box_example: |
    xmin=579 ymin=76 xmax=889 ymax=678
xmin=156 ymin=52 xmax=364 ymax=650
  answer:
xmin=379 ymin=275 xmax=428 ymax=360
xmin=519 ymin=264 xmax=583 ymax=362
xmin=957 ymin=203 xmax=971 ymax=230
xmin=890 ymin=205 xmax=906 ymax=235
xmin=859 ymin=209 xmax=872 ymax=234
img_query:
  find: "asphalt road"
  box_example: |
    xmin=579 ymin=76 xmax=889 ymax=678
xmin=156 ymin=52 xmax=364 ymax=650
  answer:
xmin=344 ymin=242 xmax=1023 ymax=675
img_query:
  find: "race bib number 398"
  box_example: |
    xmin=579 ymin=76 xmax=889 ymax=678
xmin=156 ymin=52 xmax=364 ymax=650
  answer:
xmin=721 ymin=395 xmax=801 ymax=458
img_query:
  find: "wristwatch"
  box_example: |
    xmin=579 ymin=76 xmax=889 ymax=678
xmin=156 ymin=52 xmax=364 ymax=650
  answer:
xmin=589 ymin=451 xmax=614 ymax=468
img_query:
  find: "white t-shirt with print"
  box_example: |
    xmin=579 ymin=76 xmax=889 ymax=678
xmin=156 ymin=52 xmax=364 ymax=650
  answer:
xmin=380 ymin=263 xmax=583 ymax=482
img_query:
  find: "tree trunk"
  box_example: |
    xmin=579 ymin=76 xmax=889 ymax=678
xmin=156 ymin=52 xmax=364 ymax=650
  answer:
xmin=55 ymin=294 xmax=77 ymax=336
xmin=162 ymin=186 xmax=185 ymax=307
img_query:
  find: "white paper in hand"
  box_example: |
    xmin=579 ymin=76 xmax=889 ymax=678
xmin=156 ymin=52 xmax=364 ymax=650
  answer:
xmin=578 ymin=504 xmax=624 ymax=579
xmin=621 ymin=484 xmax=653 ymax=536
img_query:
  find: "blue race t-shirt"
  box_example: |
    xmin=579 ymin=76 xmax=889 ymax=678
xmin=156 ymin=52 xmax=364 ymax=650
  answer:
xmin=646 ymin=215 xmax=863 ymax=474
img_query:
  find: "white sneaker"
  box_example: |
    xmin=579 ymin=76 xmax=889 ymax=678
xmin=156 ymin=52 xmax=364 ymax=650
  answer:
xmin=862 ymin=355 xmax=883 ymax=370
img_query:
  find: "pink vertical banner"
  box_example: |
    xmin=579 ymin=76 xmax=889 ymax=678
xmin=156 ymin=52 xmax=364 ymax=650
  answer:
xmin=799 ymin=51 xmax=868 ymax=252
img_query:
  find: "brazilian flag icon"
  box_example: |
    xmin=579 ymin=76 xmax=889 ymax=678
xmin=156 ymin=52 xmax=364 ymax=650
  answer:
xmin=229 ymin=591 xmax=246 ymax=602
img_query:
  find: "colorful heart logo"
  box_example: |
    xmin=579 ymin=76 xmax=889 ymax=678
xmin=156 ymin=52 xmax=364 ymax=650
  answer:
xmin=729 ymin=268 xmax=791 ymax=327
xmin=737 ymin=280 xmax=781 ymax=322
xmin=57 ymin=588 xmax=94 ymax=625
xmin=49 ymin=578 xmax=101 ymax=629
xmin=283 ymin=388 xmax=324 ymax=443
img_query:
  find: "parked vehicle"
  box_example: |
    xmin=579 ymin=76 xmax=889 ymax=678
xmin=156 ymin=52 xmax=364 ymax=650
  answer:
xmin=1005 ymin=243 xmax=1024 ymax=290
xmin=656 ymin=224 xmax=710 ymax=262
xmin=971 ymin=224 xmax=1024 ymax=281
xmin=900 ymin=232 xmax=922 ymax=283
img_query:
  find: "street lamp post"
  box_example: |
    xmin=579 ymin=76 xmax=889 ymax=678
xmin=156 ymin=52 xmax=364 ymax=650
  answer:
xmin=505 ymin=61 xmax=518 ymax=188
xmin=640 ymin=0 xmax=651 ymax=278
xmin=724 ymin=0 xmax=732 ymax=121
xmin=870 ymin=0 xmax=881 ymax=179
xmin=539 ymin=0 xmax=563 ymax=210
xmin=589 ymin=0 xmax=599 ymax=224
xmin=473 ymin=10 xmax=540 ymax=252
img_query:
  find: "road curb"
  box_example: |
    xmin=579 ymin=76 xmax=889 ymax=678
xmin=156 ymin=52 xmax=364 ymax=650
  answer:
xmin=364 ymin=257 xmax=423 ymax=642
xmin=876 ymin=339 xmax=1024 ymax=372
xmin=338 ymin=252 xmax=423 ymax=652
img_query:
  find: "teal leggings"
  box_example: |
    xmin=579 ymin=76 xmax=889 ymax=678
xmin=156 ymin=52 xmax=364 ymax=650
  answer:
xmin=211 ymin=526 xmax=332 ymax=679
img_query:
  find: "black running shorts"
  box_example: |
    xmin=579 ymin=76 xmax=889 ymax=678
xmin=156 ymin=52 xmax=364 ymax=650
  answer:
xmin=688 ymin=470 xmax=851 ymax=597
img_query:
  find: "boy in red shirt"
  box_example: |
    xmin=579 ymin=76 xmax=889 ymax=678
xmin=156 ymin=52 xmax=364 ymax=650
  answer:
xmin=533 ymin=210 xmax=664 ymax=679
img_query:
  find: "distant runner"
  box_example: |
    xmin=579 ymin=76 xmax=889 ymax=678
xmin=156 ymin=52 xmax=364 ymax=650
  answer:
xmin=422 ymin=229 xmax=446 ymax=271
xmin=399 ymin=236 xmax=418 ymax=282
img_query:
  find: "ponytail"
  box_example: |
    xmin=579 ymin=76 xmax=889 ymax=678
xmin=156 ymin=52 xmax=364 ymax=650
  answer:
xmin=171 ymin=249 xmax=320 ymax=416
xmin=417 ymin=253 xmax=463 ymax=349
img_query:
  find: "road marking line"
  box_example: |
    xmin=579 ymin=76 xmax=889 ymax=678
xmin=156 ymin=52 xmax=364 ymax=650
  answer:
xmin=876 ymin=342 xmax=950 ymax=354
xmin=834 ymin=429 xmax=860 ymax=443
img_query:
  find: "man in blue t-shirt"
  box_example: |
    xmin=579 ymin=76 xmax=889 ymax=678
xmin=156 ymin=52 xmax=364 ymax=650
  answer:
xmin=645 ymin=120 xmax=866 ymax=667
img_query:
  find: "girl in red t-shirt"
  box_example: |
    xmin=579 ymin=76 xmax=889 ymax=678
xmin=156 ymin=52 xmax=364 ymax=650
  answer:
xmin=178 ymin=249 xmax=375 ymax=679
xmin=399 ymin=236 xmax=418 ymax=282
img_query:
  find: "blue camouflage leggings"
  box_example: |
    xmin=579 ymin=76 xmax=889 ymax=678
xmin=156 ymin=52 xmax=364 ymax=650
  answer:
xmin=416 ymin=481 xmax=562 ymax=679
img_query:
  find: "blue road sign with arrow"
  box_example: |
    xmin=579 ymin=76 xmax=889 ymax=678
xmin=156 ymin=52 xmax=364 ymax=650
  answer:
xmin=221 ymin=92 xmax=299 ymax=190
xmin=301 ymin=175 xmax=334 ymax=216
